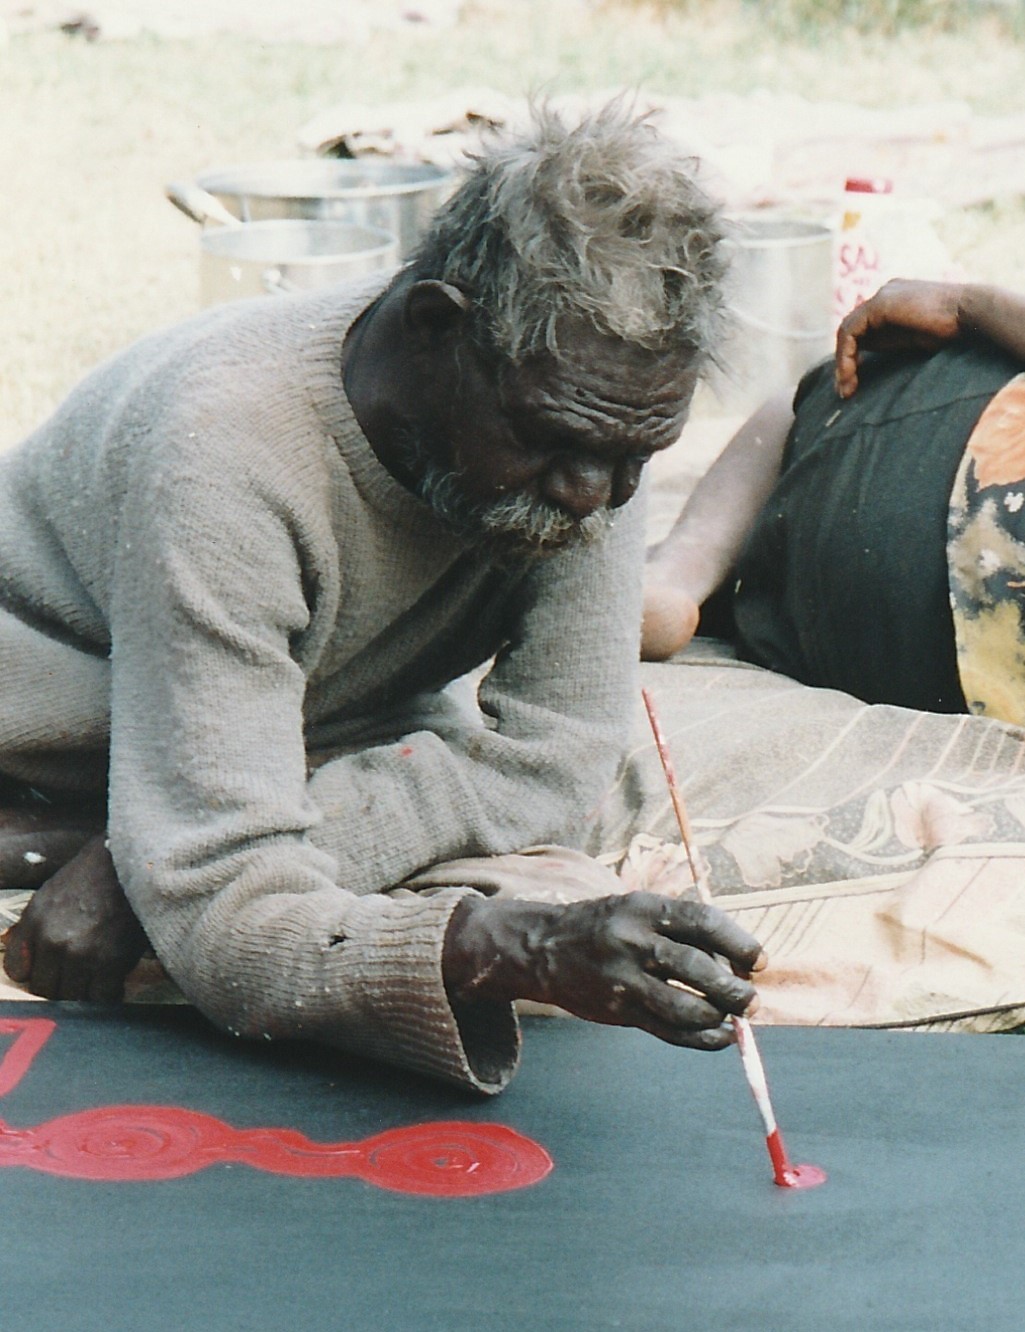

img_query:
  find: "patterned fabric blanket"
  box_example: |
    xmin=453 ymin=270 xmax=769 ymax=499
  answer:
xmin=4 ymin=638 xmax=1025 ymax=1031
xmin=595 ymin=641 xmax=1025 ymax=1032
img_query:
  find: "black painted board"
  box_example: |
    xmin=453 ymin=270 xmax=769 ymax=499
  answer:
xmin=0 ymin=1003 xmax=1022 ymax=1332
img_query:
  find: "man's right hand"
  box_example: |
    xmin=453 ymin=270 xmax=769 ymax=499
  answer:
xmin=442 ymin=891 xmax=765 ymax=1050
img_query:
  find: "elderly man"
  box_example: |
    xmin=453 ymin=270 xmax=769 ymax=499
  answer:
xmin=0 ymin=104 xmax=763 ymax=1092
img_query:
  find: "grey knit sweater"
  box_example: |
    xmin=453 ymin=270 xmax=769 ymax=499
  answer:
xmin=0 ymin=274 xmax=645 ymax=1092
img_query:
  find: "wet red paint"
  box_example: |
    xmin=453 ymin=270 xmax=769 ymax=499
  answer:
xmin=0 ymin=1018 xmax=552 ymax=1195
xmin=766 ymin=1127 xmax=827 ymax=1190
xmin=0 ymin=1109 xmax=553 ymax=1192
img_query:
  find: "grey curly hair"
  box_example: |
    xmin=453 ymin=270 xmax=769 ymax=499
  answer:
xmin=409 ymin=100 xmax=728 ymax=366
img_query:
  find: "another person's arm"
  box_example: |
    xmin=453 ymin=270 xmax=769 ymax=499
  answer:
xmin=641 ymin=280 xmax=1025 ymax=662
xmin=641 ymin=393 xmax=793 ymax=660
xmin=835 ymin=279 xmax=1025 ymax=397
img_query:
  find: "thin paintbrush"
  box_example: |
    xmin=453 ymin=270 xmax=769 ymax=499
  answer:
xmin=640 ymin=686 xmax=825 ymax=1190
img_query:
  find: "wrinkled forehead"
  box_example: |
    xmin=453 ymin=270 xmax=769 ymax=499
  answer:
xmin=497 ymin=320 xmax=699 ymax=427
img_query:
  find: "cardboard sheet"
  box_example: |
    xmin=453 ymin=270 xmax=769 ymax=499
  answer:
xmin=0 ymin=1003 xmax=1021 ymax=1330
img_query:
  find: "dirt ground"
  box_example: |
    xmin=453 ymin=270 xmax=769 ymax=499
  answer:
xmin=2 ymin=1 xmax=1024 ymax=449
xmin=0 ymin=0 xmax=465 ymax=43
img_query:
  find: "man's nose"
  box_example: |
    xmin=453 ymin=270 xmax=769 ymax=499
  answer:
xmin=541 ymin=456 xmax=613 ymax=518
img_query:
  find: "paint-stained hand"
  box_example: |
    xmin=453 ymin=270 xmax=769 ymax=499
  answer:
xmin=2 ymin=835 xmax=149 ymax=1002
xmin=443 ymin=891 xmax=765 ymax=1049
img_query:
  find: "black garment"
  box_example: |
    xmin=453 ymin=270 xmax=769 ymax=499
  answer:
xmin=728 ymin=343 xmax=1023 ymax=712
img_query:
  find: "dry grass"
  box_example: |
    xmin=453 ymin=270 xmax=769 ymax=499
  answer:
xmin=1 ymin=0 xmax=1024 ymax=448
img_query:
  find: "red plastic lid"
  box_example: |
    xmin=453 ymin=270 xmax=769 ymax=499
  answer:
xmin=844 ymin=176 xmax=893 ymax=194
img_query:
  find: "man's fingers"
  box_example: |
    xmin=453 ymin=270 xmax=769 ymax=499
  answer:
xmin=630 ymin=996 xmax=734 ymax=1054
xmin=834 ymin=330 xmax=860 ymax=397
xmin=649 ymin=938 xmax=757 ymax=1016
xmin=56 ymin=949 xmax=104 ymax=1002
xmin=3 ymin=928 xmax=130 ymax=1001
xmin=646 ymin=1017 xmax=734 ymax=1049
xmin=656 ymin=899 xmax=765 ymax=977
xmin=637 ymin=973 xmax=736 ymax=1034
xmin=596 ymin=967 xmax=735 ymax=1037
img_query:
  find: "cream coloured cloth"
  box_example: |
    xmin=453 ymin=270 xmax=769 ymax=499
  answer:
xmin=8 ymin=647 xmax=1025 ymax=1032
xmin=593 ymin=645 xmax=1025 ymax=1032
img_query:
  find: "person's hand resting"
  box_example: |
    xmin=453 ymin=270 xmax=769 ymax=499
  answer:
xmin=443 ymin=891 xmax=765 ymax=1050
xmin=835 ymin=279 xmax=965 ymax=398
xmin=2 ymin=834 xmax=149 ymax=1002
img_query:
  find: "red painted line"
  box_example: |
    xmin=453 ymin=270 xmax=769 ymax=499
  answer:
xmin=0 ymin=1108 xmax=553 ymax=1193
xmin=0 ymin=1018 xmax=553 ymax=1194
xmin=0 ymin=1019 xmax=57 ymax=1097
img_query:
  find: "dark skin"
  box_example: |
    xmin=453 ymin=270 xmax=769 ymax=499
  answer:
xmin=343 ymin=274 xmax=701 ymax=519
xmin=4 ymin=272 xmax=762 ymax=1045
xmin=443 ymin=892 xmax=764 ymax=1049
xmin=3 ymin=835 xmax=147 ymax=1002
xmin=0 ymin=785 xmax=147 ymax=1002
xmin=0 ymin=793 xmax=100 ymax=887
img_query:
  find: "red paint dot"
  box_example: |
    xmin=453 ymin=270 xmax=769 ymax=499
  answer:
xmin=400 ymin=746 xmax=414 ymax=757
xmin=766 ymin=1127 xmax=827 ymax=1190
xmin=775 ymin=1162 xmax=828 ymax=1190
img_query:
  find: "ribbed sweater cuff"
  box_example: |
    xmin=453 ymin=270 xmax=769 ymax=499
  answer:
xmin=344 ymin=888 xmax=521 ymax=1095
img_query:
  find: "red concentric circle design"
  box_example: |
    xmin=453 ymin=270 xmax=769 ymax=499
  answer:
xmin=356 ymin=1121 xmax=554 ymax=1196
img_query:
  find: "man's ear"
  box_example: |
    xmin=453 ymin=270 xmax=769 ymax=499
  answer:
xmin=403 ymin=280 xmax=471 ymax=347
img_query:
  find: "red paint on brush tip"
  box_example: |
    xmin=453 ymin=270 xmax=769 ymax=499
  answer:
xmin=766 ymin=1127 xmax=827 ymax=1190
